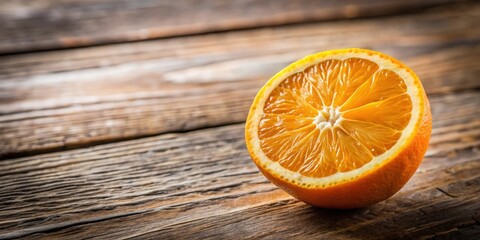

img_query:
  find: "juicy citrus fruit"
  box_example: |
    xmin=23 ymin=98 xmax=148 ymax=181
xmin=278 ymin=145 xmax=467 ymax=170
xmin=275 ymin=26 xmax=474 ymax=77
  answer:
xmin=245 ymin=48 xmax=431 ymax=209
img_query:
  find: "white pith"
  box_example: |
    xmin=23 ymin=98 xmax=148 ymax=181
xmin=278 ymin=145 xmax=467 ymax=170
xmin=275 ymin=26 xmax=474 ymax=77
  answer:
xmin=313 ymin=106 xmax=343 ymax=130
xmin=247 ymin=50 xmax=423 ymax=188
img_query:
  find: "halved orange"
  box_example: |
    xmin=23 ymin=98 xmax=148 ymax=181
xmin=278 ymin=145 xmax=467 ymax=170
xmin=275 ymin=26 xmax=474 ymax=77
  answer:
xmin=245 ymin=48 xmax=431 ymax=209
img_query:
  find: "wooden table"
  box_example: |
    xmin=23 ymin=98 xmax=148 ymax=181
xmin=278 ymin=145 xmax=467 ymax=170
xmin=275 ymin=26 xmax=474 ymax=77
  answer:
xmin=1 ymin=1 xmax=479 ymax=239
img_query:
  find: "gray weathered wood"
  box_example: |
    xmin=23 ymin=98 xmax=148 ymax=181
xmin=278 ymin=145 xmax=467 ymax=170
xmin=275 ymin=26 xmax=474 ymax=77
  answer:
xmin=0 ymin=0 xmax=465 ymax=54
xmin=0 ymin=91 xmax=479 ymax=239
xmin=1 ymin=5 xmax=479 ymax=157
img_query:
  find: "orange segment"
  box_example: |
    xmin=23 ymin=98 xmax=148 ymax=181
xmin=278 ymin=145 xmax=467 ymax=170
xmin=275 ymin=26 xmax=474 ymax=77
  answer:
xmin=305 ymin=58 xmax=380 ymax=107
xmin=340 ymin=69 xmax=408 ymax=111
xmin=340 ymin=119 xmax=401 ymax=157
xmin=342 ymin=93 xmax=412 ymax=130
xmin=264 ymin=72 xmax=320 ymax=116
xmin=245 ymin=48 xmax=432 ymax=208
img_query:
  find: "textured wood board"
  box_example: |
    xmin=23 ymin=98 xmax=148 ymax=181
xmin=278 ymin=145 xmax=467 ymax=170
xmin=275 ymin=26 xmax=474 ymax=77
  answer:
xmin=0 ymin=0 xmax=464 ymax=54
xmin=0 ymin=91 xmax=479 ymax=239
xmin=0 ymin=5 xmax=479 ymax=157
xmin=1 ymin=1 xmax=479 ymax=239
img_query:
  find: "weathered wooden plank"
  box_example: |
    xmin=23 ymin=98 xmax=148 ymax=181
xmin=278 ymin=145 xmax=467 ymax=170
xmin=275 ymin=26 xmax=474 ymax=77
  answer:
xmin=0 ymin=0 xmax=465 ymax=54
xmin=150 ymin=174 xmax=480 ymax=240
xmin=0 ymin=91 xmax=479 ymax=239
xmin=0 ymin=5 xmax=479 ymax=157
xmin=1 ymin=3 xmax=478 ymax=81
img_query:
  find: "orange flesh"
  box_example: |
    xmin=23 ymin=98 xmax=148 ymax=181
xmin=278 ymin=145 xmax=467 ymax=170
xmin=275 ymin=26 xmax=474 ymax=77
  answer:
xmin=258 ymin=58 xmax=413 ymax=178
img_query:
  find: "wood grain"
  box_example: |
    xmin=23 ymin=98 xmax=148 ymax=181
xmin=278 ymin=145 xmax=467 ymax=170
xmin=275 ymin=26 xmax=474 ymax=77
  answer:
xmin=0 ymin=91 xmax=478 ymax=239
xmin=1 ymin=5 xmax=479 ymax=157
xmin=0 ymin=0 xmax=465 ymax=54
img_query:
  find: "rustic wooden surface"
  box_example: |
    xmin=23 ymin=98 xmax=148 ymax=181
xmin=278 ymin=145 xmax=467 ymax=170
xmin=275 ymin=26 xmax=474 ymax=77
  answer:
xmin=0 ymin=1 xmax=479 ymax=239
xmin=0 ymin=0 xmax=465 ymax=54
xmin=1 ymin=3 xmax=479 ymax=158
